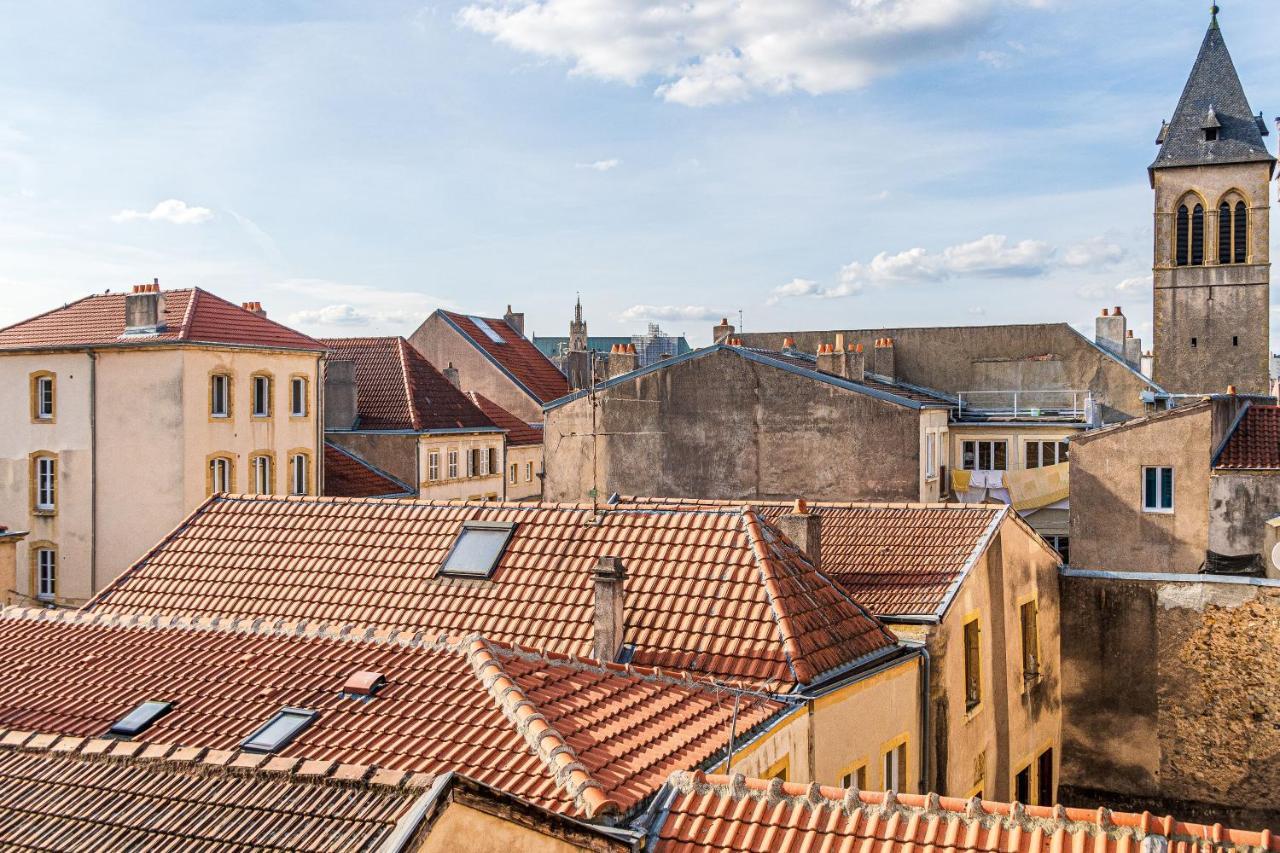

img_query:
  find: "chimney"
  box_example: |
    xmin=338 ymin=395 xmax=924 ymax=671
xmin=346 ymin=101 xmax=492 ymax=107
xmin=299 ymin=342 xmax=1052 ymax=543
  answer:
xmin=1123 ymin=329 xmax=1142 ymax=369
xmin=1095 ymin=306 xmax=1126 ymax=357
xmin=713 ymin=318 xmax=735 ymax=344
xmin=1141 ymin=350 xmax=1155 ymax=378
xmin=782 ymin=337 xmax=796 ymax=351
xmin=873 ymin=337 xmax=896 ymax=382
xmin=592 ymin=556 xmax=626 ymax=662
xmin=503 ymin=305 xmax=525 ymax=338
xmin=608 ymin=343 xmax=640 ymax=377
xmin=816 ymin=341 xmax=846 ymax=378
xmin=442 ymin=361 xmax=461 ymax=388
xmin=241 ymin=301 xmax=267 ymax=319
xmin=774 ymin=499 xmax=821 ymax=569
xmin=849 ymin=342 xmax=865 ymax=382
xmin=123 ymin=281 xmax=166 ymax=335
xmin=323 ymin=359 xmax=359 ymax=430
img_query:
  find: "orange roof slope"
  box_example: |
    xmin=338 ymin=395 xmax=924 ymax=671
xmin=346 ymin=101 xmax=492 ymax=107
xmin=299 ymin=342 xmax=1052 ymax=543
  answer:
xmin=321 ymin=337 xmax=497 ymax=431
xmin=89 ymin=496 xmax=898 ymax=689
xmin=1216 ymin=405 xmax=1280 ymax=469
xmin=622 ymin=498 xmax=1004 ymax=618
xmin=0 ymin=288 xmax=324 ymax=351
xmin=0 ymin=732 xmax=430 ymax=851
xmin=0 ymin=609 xmax=786 ymax=819
xmin=440 ymin=311 xmax=571 ymax=404
xmin=466 ymin=391 xmax=544 ymax=446
xmin=323 ymin=442 xmax=414 ymax=498
xmin=653 ymin=771 xmax=1279 ymax=853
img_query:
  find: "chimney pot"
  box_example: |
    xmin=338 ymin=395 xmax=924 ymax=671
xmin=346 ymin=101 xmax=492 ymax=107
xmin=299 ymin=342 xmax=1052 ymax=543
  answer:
xmin=592 ymin=556 xmax=627 ymax=662
xmin=855 ymin=343 xmax=863 ymax=353
xmin=1127 ymin=329 xmax=1134 ymax=338
xmin=783 ymin=337 xmax=795 ymax=349
xmin=1228 ymin=384 xmax=1238 ymax=396
xmin=793 ymin=498 xmax=808 ymax=515
xmin=1114 ymin=306 xmax=1122 ymax=316
xmin=1101 ymin=308 xmax=1109 ymax=316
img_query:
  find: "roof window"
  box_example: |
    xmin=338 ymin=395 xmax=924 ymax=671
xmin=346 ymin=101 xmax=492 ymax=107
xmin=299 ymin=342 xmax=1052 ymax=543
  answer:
xmin=439 ymin=521 xmax=516 ymax=579
xmin=108 ymin=700 xmax=173 ymax=738
xmin=241 ymin=707 xmax=317 ymax=753
xmin=342 ymin=670 xmax=387 ymax=698
xmin=469 ymin=316 xmax=507 ymax=344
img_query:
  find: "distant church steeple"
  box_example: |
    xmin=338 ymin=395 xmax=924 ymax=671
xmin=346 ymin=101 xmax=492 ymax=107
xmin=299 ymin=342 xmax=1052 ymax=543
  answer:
xmin=569 ymin=294 xmax=588 ymax=353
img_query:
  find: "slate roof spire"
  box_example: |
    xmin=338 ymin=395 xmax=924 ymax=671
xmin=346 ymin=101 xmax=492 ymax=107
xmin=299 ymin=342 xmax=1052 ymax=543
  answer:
xmin=1150 ymin=9 xmax=1273 ymax=173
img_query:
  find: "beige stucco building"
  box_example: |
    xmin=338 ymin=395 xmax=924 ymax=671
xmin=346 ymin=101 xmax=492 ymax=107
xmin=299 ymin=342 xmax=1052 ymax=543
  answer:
xmin=0 ymin=285 xmax=325 ymax=605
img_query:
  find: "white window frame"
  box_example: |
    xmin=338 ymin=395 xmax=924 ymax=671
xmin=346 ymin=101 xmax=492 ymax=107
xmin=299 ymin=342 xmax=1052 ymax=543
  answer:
xmin=925 ymin=432 xmax=937 ymax=480
xmin=35 ymin=456 xmax=56 ymax=511
xmin=252 ymin=375 xmax=272 ymax=418
xmin=428 ymin=451 xmax=440 ymax=482
xmin=883 ymin=742 xmax=906 ymax=791
xmin=290 ymin=454 xmax=308 ymax=495
xmin=1026 ymin=439 xmax=1069 ymax=469
xmin=1142 ymin=466 xmax=1174 ymax=514
xmin=252 ymin=455 xmax=272 ymax=494
xmin=447 ymin=449 xmax=459 ymax=480
xmin=210 ymin=457 xmax=231 ymax=494
xmin=210 ymin=374 xmax=230 ymax=418
xmin=962 ymin=439 xmax=1008 ymax=472
xmin=509 ymin=463 xmax=517 ymax=484
xmin=36 ymin=548 xmax=55 ymax=602
xmin=478 ymin=447 xmax=489 ymax=476
xmin=35 ymin=376 xmax=54 ymax=420
xmin=525 ymin=461 xmax=533 ymax=482
xmin=290 ymin=377 xmax=307 ymax=417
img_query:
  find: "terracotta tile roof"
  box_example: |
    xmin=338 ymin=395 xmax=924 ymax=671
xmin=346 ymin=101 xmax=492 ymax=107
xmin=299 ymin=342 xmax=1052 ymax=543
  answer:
xmin=0 ymin=608 xmax=788 ymax=819
xmin=323 ymin=442 xmax=415 ymax=498
xmin=88 ymin=496 xmax=899 ymax=689
xmin=440 ymin=311 xmax=571 ymax=404
xmin=465 ymin=391 xmax=544 ymax=446
xmin=1216 ymin=405 xmax=1280 ymax=469
xmin=0 ymin=287 xmax=324 ymax=352
xmin=321 ymin=337 xmax=497 ymax=432
xmin=0 ymin=730 xmax=432 ymax=851
xmin=621 ymin=498 xmax=1005 ymax=618
xmin=652 ymin=771 xmax=1280 ymax=853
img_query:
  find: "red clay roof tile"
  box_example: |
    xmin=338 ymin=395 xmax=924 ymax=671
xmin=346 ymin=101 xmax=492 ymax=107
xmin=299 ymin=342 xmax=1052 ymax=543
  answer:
xmin=465 ymin=391 xmax=544 ymax=446
xmin=323 ymin=442 xmax=415 ymax=498
xmin=1216 ymin=405 xmax=1280 ymax=469
xmin=440 ymin=312 xmax=571 ymax=404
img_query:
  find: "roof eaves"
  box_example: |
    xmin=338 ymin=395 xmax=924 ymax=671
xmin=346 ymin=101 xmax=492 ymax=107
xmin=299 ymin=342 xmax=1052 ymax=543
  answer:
xmin=438 ymin=312 xmax=547 ymax=405
xmin=177 ymin=287 xmax=200 ymax=340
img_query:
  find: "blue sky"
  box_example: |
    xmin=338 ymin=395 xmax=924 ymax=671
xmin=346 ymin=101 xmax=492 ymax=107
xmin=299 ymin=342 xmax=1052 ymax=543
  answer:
xmin=0 ymin=1 xmax=1275 ymax=347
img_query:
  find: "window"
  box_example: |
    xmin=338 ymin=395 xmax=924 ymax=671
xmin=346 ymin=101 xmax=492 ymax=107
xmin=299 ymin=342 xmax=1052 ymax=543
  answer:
xmin=428 ymin=451 xmax=440 ymax=482
xmin=1218 ymin=202 xmax=1232 ymax=264
xmin=1234 ymin=201 xmax=1247 ymax=263
xmin=33 ymin=456 xmax=56 ymax=512
xmin=925 ymin=433 xmax=937 ymax=479
xmin=1015 ymin=765 xmax=1032 ymax=804
xmin=447 ymin=449 xmax=459 ymax=479
xmin=1044 ymin=535 xmax=1069 ymax=563
xmin=252 ymin=454 xmax=273 ymax=494
xmin=1191 ymin=337 xmax=1197 ymax=348
xmin=210 ymin=373 xmax=231 ymax=418
xmin=209 ymin=456 xmax=233 ymax=495
xmin=35 ymin=548 xmax=55 ymax=602
xmin=488 ymin=447 xmax=498 ymax=475
xmin=241 ymin=708 xmax=318 ymax=753
xmin=882 ymin=741 xmax=907 ymax=791
xmin=109 ymin=701 xmax=173 ymax=738
xmin=290 ymin=376 xmax=308 ymax=417
xmin=1191 ymin=204 xmax=1204 ymax=266
xmin=30 ymin=372 xmax=55 ymax=422
xmin=476 ymin=447 xmax=488 ymax=477
xmin=525 ymin=462 xmax=533 ymax=482
xmin=1174 ymin=201 xmax=1206 ymax=266
xmin=1020 ymin=600 xmax=1040 ymax=679
xmin=963 ymin=616 xmax=981 ymax=711
xmin=251 ymin=374 xmax=272 ymax=418
xmin=1025 ymin=440 xmax=1068 ymax=469
xmin=1204 ymin=127 xmax=1218 ymax=142
xmin=469 ymin=316 xmax=507 ymax=344
xmin=962 ymin=440 xmax=1006 ymax=471
xmin=1176 ymin=205 xmax=1189 ymax=266
xmin=1037 ymin=748 xmax=1055 ymax=806
xmin=509 ymin=463 xmax=518 ymax=484
xmin=840 ymin=764 xmax=868 ymax=790
xmin=1233 ymin=336 xmax=1239 ymax=347
xmin=1143 ymin=466 xmax=1174 ymax=513
xmin=289 ymin=453 xmax=309 ymax=495
xmin=439 ymin=521 xmax=516 ymax=578
xmin=764 ymin=756 xmax=790 ymax=783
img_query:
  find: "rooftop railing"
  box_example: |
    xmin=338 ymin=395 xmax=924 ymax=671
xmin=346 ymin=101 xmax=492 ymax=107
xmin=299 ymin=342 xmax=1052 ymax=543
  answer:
xmin=953 ymin=390 xmax=1093 ymax=422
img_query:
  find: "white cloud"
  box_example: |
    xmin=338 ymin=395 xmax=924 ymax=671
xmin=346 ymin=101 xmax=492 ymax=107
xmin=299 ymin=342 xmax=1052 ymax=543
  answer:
xmin=275 ymin=278 xmax=453 ymax=333
xmin=576 ymin=158 xmax=620 ymax=171
xmin=1115 ymin=274 xmax=1151 ymax=292
xmin=457 ymin=0 xmax=1043 ymax=106
xmin=112 ymin=199 xmax=213 ymax=225
xmin=619 ymin=304 xmax=725 ymax=323
xmin=1063 ymin=236 xmax=1125 ymax=268
xmin=767 ymin=278 xmax=820 ymax=305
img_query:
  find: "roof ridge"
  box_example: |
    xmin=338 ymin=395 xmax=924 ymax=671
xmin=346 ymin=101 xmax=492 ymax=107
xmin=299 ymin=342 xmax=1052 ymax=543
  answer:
xmin=464 ymin=635 xmax=621 ymax=819
xmin=177 ymin=286 xmax=200 ymax=339
xmin=738 ymin=510 xmax=806 ymax=685
xmin=395 ymin=337 xmax=424 ymax=431
xmin=667 ymin=771 xmax=1279 ymax=852
xmin=0 ymin=729 xmax=431 ymax=793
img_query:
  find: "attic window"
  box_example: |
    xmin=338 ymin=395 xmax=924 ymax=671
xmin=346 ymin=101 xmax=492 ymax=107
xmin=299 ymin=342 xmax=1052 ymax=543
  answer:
xmin=1205 ymin=128 xmax=1219 ymax=142
xmin=439 ymin=521 xmax=516 ymax=579
xmin=469 ymin=317 xmax=507 ymax=344
xmin=241 ymin=707 xmax=317 ymax=753
xmin=108 ymin=700 xmax=173 ymax=738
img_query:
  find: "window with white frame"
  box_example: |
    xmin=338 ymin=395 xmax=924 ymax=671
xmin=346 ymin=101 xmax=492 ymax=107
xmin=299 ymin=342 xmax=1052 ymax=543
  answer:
xmin=962 ymin=440 xmax=1007 ymax=471
xmin=525 ymin=461 xmax=533 ymax=482
xmin=290 ymin=453 xmax=308 ymax=495
xmin=447 ymin=449 xmax=459 ymax=479
xmin=1143 ymin=466 xmax=1174 ymax=512
xmin=252 ymin=375 xmax=272 ymax=418
xmin=428 ymin=451 xmax=440 ymax=481
xmin=252 ymin=455 xmax=272 ymax=494
xmin=34 ymin=375 xmax=54 ymax=420
xmin=34 ymin=456 xmax=55 ymax=511
xmin=209 ymin=457 xmax=232 ymax=494
xmin=210 ymin=374 xmax=231 ymax=418
xmin=290 ymin=377 xmax=308 ymax=417
xmin=883 ymin=741 xmax=907 ymax=791
xmin=477 ymin=447 xmax=489 ymax=476
xmin=509 ymin=463 xmax=517 ymax=484
xmin=925 ymin=433 xmax=937 ymax=479
xmin=35 ymin=548 xmax=55 ymax=602
xmin=1025 ymin=440 xmax=1069 ymax=469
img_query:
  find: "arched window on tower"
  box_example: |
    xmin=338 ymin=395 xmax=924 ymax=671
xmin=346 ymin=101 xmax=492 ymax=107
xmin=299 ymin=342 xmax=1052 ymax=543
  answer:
xmin=1191 ymin=204 xmax=1204 ymax=266
xmin=1234 ymin=201 xmax=1247 ymax=263
xmin=1176 ymin=205 xmax=1189 ymax=266
xmin=1218 ymin=202 xmax=1232 ymax=264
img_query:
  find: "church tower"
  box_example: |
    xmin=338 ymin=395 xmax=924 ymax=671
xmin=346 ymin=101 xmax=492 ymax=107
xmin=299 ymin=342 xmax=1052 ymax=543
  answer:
xmin=568 ymin=295 xmax=588 ymax=353
xmin=564 ymin=295 xmax=593 ymax=390
xmin=1151 ymin=6 xmax=1274 ymax=395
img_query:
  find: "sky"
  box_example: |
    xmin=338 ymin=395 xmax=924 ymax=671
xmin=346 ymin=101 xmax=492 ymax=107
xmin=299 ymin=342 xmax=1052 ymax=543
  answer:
xmin=0 ymin=0 xmax=1275 ymax=347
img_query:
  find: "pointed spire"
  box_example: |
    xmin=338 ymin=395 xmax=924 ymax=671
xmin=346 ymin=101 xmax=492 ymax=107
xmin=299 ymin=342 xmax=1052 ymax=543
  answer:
xmin=1210 ymin=4 xmax=1219 ymax=29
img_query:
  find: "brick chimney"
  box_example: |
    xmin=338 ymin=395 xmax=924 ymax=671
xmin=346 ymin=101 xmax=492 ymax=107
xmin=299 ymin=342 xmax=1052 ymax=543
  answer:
xmin=592 ymin=556 xmax=626 ymax=662
xmin=124 ymin=281 xmax=166 ymax=335
xmin=1123 ymin=329 xmax=1142 ymax=369
xmin=323 ymin=359 xmax=358 ymax=430
xmin=849 ymin=343 xmax=865 ymax=382
xmin=1141 ymin=350 xmax=1154 ymax=378
xmin=608 ymin=343 xmax=639 ymax=377
xmin=713 ymin=318 xmax=735 ymax=344
xmin=815 ymin=341 xmax=846 ymax=378
xmin=442 ymin=361 xmax=461 ymax=388
xmin=873 ymin=337 xmax=896 ymax=382
xmin=774 ymin=499 xmax=821 ymax=569
xmin=241 ymin=301 xmax=267 ymax=319
xmin=503 ymin=305 xmax=525 ymax=338
xmin=1095 ymin=306 xmax=1126 ymax=358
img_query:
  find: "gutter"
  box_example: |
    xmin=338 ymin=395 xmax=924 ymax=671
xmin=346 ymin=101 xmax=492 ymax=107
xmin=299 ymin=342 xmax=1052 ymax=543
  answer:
xmin=325 ymin=427 xmax=505 ymax=436
xmin=914 ymin=640 xmax=931 ymax=793
xmin=1061 ymin=565 xmax=1280 ymax=587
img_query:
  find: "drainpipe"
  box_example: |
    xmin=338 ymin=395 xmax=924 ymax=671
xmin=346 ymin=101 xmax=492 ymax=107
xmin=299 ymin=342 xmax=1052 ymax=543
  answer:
xmin=315 ymin=354 xmax=325 ymax=494
xmin=918 ymin=644 xmax=931 ymax=793
xmin=89 ymin=349 xmax=98 ymax=594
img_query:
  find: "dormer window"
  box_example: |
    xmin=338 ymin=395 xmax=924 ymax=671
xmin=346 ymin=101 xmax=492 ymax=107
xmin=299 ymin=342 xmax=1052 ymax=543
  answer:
xmin=1202 ymin=105 xmax=1220 ymax=142
xmin=1204 ymin=127 xmax=1218 ymax=142
xmin=439 ymin=521 xmax=516 ymax=579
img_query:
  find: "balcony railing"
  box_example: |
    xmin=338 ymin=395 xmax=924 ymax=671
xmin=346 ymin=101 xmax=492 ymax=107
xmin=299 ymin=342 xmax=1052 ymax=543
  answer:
xmin=953 ymin=390 xmax=1093 ymax=422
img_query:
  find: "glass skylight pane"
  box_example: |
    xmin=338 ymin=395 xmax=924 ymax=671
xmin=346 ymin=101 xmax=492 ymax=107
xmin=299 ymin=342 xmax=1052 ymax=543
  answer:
xmin=109 ymin=700 xmax=173 ymax=737
xmin=469 ymin=316 xmax=506 ymax=344
xmin=241 ymin=708 xmax=317 ymax=753
xmin=439 ymin=522 xmax=515 ymax=578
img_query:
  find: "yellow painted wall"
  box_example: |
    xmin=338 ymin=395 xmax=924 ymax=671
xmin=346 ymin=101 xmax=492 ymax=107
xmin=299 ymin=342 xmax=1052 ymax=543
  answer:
xmin=418 ymin=434 xmax=506 ymax=500
xmin=417 ymin=802 xmax=592 ymax=853
xmin=504 ymin=444 xmax=542 ymax=500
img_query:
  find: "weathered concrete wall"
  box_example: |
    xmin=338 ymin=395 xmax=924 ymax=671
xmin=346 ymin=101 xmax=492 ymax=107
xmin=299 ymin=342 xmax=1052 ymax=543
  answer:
xmin=1069 ymin=404 xmax=1212 ymax=572
xmin=1208 ymin=472 xmax=1280 ymax=558
xmin=739 ymin=323 xmax=1154 ymax=422
xmin=328 ymin=432 xmax=417 ymax=486
xmin=543 ymin=348 xmax=922 ymax=503
xmin=409 ymin=314 xmax=543 ymax=423
xmin=1059 ymin=572 xmax=1280 ymax=829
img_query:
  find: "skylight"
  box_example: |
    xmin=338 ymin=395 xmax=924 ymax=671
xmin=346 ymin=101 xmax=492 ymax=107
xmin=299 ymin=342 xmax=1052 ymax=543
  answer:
xmin=439 ymin=521 xmax=517 ymax=579
xmin=469 ymin=316 xmax=507 ymax=344
xmin=108 ymin=700 xmax=173 ymax=738
xmin=241 ymin=707 xmax=318 ymax=753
